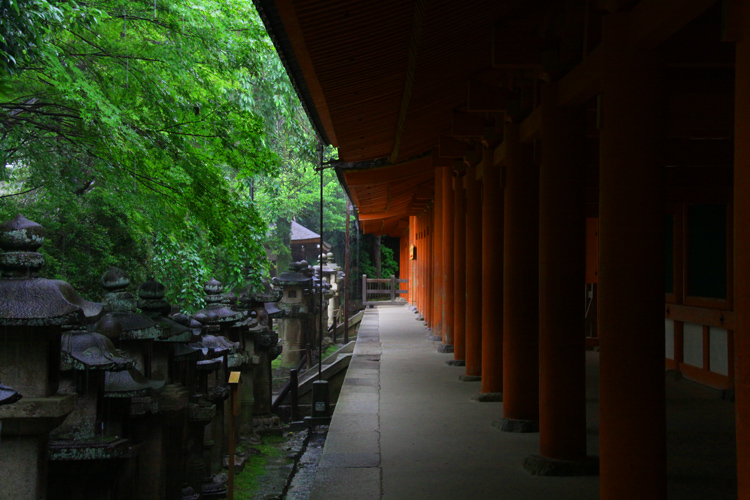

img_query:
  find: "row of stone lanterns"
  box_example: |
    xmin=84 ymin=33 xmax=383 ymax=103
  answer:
xmin=272 ymin=256 xmax=342 ymax=370
xmin=0 ymin=214 xmax=298 ymax=500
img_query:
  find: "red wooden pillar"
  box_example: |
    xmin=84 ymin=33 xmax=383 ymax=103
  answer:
xmin=501 ymin=121 xmax=539 ymax=431
xmin=426 ymin=207 xmax=433 ymax=327
xmin=453 ymin=169 xmax=467 ymax=362
xmin=432 ymin=168 xmax=444 ymax=337
xmin=442 ymin=166 xmax=455 ymax=348
xmin=463 ymin=162 xmax=482 ymax=379
xmin=412 ymin=215 xmax=417 ymax=306
xmin=599 ymin=13 xmax=666 ymax=500
xmin=423 ymin=212 xmax=428 ymax=318
xmin=480 ymin=144 xmax=503 ymax=397
xmin=735 ymin=6 xmax=750 ymax=499
xmin=417 ymin=214 xmax=423 ymax=315
xmin=527 ymin=83 xmax=591 ymax=472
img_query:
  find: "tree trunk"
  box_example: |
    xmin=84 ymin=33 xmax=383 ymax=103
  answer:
xmin=372 ymin=235 xmax=382 ymax=278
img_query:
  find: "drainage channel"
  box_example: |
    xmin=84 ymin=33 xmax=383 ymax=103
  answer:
xmin=230 ymin=424 xmax=328 ymax=500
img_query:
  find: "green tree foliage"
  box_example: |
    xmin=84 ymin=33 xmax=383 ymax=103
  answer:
xmin=356 ymin=237 xmax=399 ymax=279
xmin=0 ymin=0 xmax=64 ymax=79
xmin=249 ymin=44 xmax=348 ymax=272
xmin=380 ymin=244 xmax=398 ymax=278
xmin=0 ymin=0 xmax=278 ymax=309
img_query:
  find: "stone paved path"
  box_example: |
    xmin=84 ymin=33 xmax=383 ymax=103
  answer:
xmin=308 ymin=303 xmax=736 ymax=500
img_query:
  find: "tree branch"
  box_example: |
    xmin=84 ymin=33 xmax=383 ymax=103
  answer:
xmin=0 ymin=186 xmax=41 ymax=199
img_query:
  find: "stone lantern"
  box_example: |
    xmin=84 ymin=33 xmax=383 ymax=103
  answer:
xmin=137 ymin=277 xmax=193 ymax=381
xmin=272 ymin=261 xmax=312 ymax=368
xmin=100 ymin=268 xmax=160 ymax=375
xmin=98 ymin=269 xmax=173 ymax=499
xmin=48 ymin=319 xmax=135 ymax=498
xmin=238 ymin=280 xmax=284 ymax=432
xmin=190 ymin=278 xmax=243 ymax=498
xmin=310 ymin=265 xmax=334 ymax=349
xmin=137 ymin=277 xmax=197 ymax=497
xmin=325 ymin=252 xmax=343 ymax=326
xmin=314 ymin=254 xmax=336 ymax=328
xmin=194 ymin=278 xmax=242 ymax=335
xmin=0 ymin=214 xmax=101 ymax=498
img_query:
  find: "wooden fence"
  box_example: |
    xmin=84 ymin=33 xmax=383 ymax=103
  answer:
xmin=362 ymin=274 xmax=408 ymax=306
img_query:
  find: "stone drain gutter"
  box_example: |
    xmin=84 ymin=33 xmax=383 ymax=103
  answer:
xmin=232 ymin=426 xmax=328 ymax=500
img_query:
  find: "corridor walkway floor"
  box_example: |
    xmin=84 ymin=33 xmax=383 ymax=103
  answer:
xmin=308 ymin=304 xmax=736 ymax=500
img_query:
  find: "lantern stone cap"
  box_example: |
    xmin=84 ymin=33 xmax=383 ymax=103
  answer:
xmin=174 ymin=343 xmax=202 ymax=360
xmin=0 ymin=279 xmax=103 ymax=326
xmin=273 ymin=261 xmax=313 ymax=286
xmin=104 ymin=368 xmax=166 ymax=398
xmin=0 ymin=384 xmax=22 ymax=406
xmin=246 ymin=279 xmax=283 ymax=304
xmin=61 ymin=330 xmax=134 ymax=372
xmin=264 ymin=301 xmax=284 ymax=318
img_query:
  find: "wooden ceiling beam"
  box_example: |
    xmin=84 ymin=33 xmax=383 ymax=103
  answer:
xmin=359 ymin=213 xmax=395 ymax=221
xmin=558 ymin=45 xmax=602 ymax=108
xmin=452 ymin=112 xmax=488 ymax=138
xmin=468 ymin=80 xmax=512 ymax=112
xmin=629 ymin=0 xmax=720 ymax=50
xmin=492 ymin=25 xmax=543 ymax=68
xmin=344 ymin=156 xmax=434 ymax=187
xmin=520 ymin=105 xmax=542 ymax=143
xmin=439 ymin=135 xmax=470 ymax=158
xmin=494 ymin=141 xmax=506 ymax=167
xmin=432 ymin=148 xmax=457 ymax=166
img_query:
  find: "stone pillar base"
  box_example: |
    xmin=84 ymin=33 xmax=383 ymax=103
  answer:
xmin=416 ymin=315 xmax=424 ymax=321
xmin=493 ymin=418 xmax=539 ymax=433
xmin=445 ymin=359 xmax=465 ymax=367
xmin=458 ymin=374 xmax=481 ymax=382
xmin=428 ymin=335 xmax=441 ymax=342
xmin=522 ymin=454 xmax=599 ymax=476
xmin=437 ymin=344 xmax=454 ymax=353
xmin=475 ymin=392 xmax=502 ymax=402
xmin=252 ymin=414 xmax=282 ymax=433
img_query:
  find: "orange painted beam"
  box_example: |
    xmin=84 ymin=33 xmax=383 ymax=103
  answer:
xmin=439 ymin=135 xmax=470 ymax=158
xmin=344 ymin=156 xmax=434 ymax=187
xmin=432 ymin=148 xmax=457 ymax=167
xmin=452 ymin=112 xmax=488 ymax=138
xmin=629 ymin=0 xmax=720 ymax=50
xmin=558 ymin=45 xmax=602 ymax=108
xmin=468 ymin=80 xmax=511 ymax=112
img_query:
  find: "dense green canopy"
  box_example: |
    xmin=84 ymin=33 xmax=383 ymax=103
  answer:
xmin=0 ymin=0 xmax=371 ymax=310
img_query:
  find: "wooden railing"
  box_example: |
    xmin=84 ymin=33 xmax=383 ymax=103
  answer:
xmin=362 ymin=274 xmax=408 ymax=306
